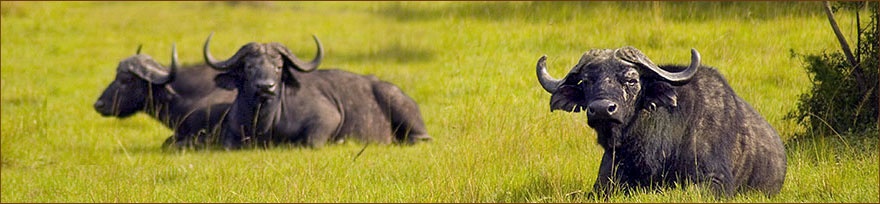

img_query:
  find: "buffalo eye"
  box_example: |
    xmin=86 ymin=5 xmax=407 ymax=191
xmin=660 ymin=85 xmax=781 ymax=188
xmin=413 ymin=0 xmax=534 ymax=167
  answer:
xmin=117 ymin=76 xmax=133 ymax=88
xmin=622 ymin=69 xmax=639 ymax=86
xmin=624 ymin=78 xmax=638 ymax=86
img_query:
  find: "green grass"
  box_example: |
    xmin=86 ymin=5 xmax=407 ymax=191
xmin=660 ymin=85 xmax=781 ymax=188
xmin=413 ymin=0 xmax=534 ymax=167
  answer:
xmin=1 ymin=1 xmax=877 ymax=202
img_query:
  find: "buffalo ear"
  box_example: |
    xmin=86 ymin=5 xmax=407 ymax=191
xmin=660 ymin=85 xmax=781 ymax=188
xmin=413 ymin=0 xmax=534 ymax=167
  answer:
xmin=643 ymin=81 xmax=678 ymax=110
xmin=214 ymin=73 xmax=237 ymax=90
xmin=550 ymin=84 xmax=587 ymax=112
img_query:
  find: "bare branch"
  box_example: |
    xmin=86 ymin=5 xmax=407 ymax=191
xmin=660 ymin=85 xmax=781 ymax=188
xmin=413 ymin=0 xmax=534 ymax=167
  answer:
xmin=823 ymin=1 xmax=859 ymax=68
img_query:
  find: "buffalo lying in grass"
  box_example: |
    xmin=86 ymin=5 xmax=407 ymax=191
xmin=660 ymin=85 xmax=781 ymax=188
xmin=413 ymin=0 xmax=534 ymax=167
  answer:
xmin=536 ymin=47 xmax=786 ymax=197
xmin=94 ymin=45 xmax=236 ymax=147
xmin=202 ymin=33 xmax=431 ymax=148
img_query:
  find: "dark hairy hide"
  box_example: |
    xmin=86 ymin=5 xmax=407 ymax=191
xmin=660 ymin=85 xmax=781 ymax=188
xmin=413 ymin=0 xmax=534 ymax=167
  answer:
xmin=537 ymin=48 xmax=786 ymax=198
xmin=94 ymin=57 xmax=236 ymax=148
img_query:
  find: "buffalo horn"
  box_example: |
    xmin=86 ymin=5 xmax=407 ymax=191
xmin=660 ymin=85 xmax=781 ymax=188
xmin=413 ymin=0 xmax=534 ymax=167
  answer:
xmin=130 ymin=44 xmax=177 ymax=84
xmin=536 ymin=55 xmax=562 ymax=93
xmin=203 ymin=32 xmax=248 ymax=71
xmin=620 ymin=47 xmax=701 ymax=83
xmin=143 ymin=43 xmax=178 ymax=84
xmin=648 ymin=48 xmax=700 ymax=82
xmin=279 ymin=34 xmax=323 ymax=72
xmin=164 ymin=43 xmax=179 ymax=84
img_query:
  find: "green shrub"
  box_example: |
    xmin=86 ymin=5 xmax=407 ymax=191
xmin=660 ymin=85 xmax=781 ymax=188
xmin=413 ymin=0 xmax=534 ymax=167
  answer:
xmin=789 ymin=2 xmax=879 ymax=137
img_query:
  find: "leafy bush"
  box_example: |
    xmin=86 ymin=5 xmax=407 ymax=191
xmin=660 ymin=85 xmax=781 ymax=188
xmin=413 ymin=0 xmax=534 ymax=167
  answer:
xmin=789 ymin=2 xmax=879 ymax=137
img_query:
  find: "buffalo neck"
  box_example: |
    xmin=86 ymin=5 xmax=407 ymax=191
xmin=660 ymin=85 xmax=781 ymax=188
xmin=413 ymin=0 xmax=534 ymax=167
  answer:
xmin=605 ymin=92 xmax=691 ymax=179
xmin=142 ymin=83 xmax=184 ymax=129
xmin=228 ymin=86 xmax=284 ymax=141
xmin=594 ymin=125 xmax=622 ymax=150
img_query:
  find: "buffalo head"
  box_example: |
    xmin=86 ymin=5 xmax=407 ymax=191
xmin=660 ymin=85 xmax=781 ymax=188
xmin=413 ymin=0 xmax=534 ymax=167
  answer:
xmin=203 ymin=33 xmax=323 ymax=100
xmin=536 ymin=47 xmax=700 ymax=128
xmin=94 ymin=44 xmax=179 ymax=117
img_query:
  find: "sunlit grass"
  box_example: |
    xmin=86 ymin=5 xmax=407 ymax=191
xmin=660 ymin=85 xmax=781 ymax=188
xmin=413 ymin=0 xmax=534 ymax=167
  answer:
xmin=1 ymin=1 xmax=877 ymax=202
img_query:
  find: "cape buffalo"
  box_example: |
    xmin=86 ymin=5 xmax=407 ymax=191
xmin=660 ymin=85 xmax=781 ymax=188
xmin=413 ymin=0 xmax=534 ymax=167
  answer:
xmin=202 ymin=33 xmax=431 ymax=148
xmin=94 ymin=45 xmax=236 ymax=147
xmin=535 ymin=47 xmax=786 ymax=197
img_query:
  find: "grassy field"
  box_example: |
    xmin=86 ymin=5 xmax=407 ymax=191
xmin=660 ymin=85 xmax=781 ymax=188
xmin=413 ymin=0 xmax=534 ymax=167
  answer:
xmin=1 ymin=1 xmax=878 ymax=202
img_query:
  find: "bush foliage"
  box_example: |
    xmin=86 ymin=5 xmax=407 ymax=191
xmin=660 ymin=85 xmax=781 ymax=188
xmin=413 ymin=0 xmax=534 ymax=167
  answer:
xmin=789 ymin=2 xmax=879 ymax=137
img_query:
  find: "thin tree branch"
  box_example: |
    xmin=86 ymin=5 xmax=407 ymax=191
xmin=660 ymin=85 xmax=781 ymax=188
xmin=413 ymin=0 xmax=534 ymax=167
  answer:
xmin=856 ymin=3 xmax=861 ymax=65
xmin=823 ymin=1 xmax=859 ymax=68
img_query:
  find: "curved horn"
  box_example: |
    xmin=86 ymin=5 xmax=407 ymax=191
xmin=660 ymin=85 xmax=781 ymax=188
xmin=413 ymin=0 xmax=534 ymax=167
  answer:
xmin=536 ymin=55 xmax=562 ymax=93
xmin=137 ymin=43 xmax=178 ymax=84
xmin=644 ymin=48 xmax=700 ymax=82
xmin=619 ymin=47 xmax=701 ymax=83
xmin=163 ymin=43 xmax=179 ymax=84
xmin=279 ymin=34 xmax=323 ymax=72
xmin=136 ymin=44 xmax=143 ymax=54
xmin=203 ymin=32 xmax=247 ymax=71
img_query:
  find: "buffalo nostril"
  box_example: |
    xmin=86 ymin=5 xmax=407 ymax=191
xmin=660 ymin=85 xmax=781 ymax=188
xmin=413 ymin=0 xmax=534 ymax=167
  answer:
xmin=257 ymin=81 xmax=278 ymax=95
xmin=94 ymin=101 xmax=105 ymax=109
xmin=257 ymin=82 xmax=276 ymax=90
xmin=587 ymin=100 xmax=617 ymax=118
xmin=260 ymin=82 xmax=275 ymax=89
